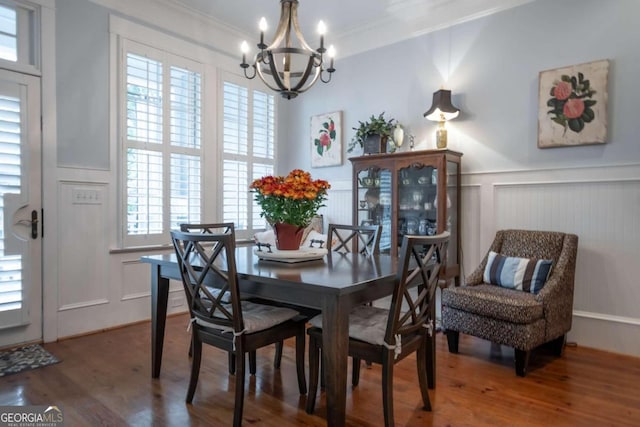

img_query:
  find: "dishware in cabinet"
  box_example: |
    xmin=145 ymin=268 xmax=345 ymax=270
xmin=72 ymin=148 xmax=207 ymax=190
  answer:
xmin=350 ymin=149 xmax=462 ymax=285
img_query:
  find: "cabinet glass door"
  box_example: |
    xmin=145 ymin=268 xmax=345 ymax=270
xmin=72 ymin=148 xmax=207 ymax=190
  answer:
xmin=356 ymin=167 xmax=392 ymax=254
xmin=446 ymin=160 xmax=459 ymax=267
xmin=397 ymin=164 xmax=437 ymax=252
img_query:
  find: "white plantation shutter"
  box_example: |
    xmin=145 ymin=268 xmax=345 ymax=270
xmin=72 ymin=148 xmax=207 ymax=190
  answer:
xmin=126 ymin=53 xmax=162 ymax=144
xmin=170 ymin=153 xmax=200 ymax=228
xmin=0 ymin=93 xmax=22 ymax=313
xmin=126 ymin=148 xmax=162 ymax=235
xmin=222 ymin=79 xmax=275 ymax=237
xmin=123 ymin=42 xmax=203 ymax=247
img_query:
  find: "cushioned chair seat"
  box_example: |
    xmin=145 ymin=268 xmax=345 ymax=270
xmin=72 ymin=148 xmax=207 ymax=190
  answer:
xmin=442 ymin=284 xmax=544 ymax=324
xmin=196 ymin=301 xmax=300 ymax=334
xmin=309 ymin=305 xmax=390 ymax=346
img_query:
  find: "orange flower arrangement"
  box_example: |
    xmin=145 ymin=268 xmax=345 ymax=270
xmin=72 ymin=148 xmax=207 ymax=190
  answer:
xmin=250 ymin=169 xmax=331 ymax=228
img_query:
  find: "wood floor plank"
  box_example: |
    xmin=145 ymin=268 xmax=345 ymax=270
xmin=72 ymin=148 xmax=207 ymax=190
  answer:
xmin=1 ymin=313 xmax=639 ymax=426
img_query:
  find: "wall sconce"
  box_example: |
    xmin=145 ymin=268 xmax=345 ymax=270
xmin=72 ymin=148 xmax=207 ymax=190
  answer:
xmin=423 ymin=89 xmax=460 ymax=149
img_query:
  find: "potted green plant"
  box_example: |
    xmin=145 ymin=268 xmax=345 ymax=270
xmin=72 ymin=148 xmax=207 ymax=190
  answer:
xmin=348 ymin=112 xmax=397 ymax=155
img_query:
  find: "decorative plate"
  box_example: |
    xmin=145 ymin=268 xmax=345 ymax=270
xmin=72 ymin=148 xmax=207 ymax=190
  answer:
xmin=253 ymin=246 xmax=328 ymax=263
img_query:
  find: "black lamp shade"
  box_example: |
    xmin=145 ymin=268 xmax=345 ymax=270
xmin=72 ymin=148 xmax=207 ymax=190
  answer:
xmin=423 ymin=89 xmax=460 ymax=121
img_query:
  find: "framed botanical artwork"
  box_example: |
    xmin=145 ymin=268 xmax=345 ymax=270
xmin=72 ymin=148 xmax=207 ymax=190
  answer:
xmin=538 ymin=59 xmax=609 ymax=148
xmin=310 ymin=111 xmax=342 ymax=167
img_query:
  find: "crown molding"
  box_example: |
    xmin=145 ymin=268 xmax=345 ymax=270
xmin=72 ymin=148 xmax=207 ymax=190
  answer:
xmin=334 ymin=0 xmax=536 ymax=58
xmin=90 ymin=0 xmax=536 ymax=60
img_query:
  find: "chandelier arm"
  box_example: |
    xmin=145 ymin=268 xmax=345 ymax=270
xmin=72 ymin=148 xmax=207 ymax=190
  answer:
xmin=320 ymin=69 xmax=332 ymax=84
xmin=290 ymin=1 xmax=314 ymax=52
xmin=266 ymin=1 xmax=291 ymax=50
xmin=256 ymin=65 xmax=286 ymax=92
xmin=243 ymin=64 xmax=257 ymax=80
xmin=266 ymin=51 xmax=288 ymax=91
xmin=291 ymin=55 xmax=317 ymax=92
xmin=258 ymin=50 xmax=271 ymax=66
xmin=292 ymin=68 xmax=322 ymax=94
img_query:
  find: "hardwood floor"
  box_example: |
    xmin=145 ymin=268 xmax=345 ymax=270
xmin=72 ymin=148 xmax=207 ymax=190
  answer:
xmin=1 ymin=313 xmax=639 ymax=426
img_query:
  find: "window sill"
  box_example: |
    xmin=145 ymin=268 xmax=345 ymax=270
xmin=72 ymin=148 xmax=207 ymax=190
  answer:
xmin=109 ymin=239 xmax=255 ymax=255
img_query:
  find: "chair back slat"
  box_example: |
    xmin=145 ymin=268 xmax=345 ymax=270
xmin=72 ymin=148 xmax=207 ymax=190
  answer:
xmin=180 ymin=222 xmax=235 ymax=236
xmin=386 ymin=232 xmax=450 ymax=343
xmin=327 ymin=223 xmax=382 ymax=256
xmin=171 ymin=231 xmax=244 ymax=333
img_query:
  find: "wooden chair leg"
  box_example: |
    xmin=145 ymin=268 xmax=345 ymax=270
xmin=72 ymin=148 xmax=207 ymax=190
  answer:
xmin=320 ymin=350 xmax=325 ymax=389
xmin=426 ymin=330 xmax=436 ymax=390
xmin=306 ymin=334 xmax=320 ymax=414
xmin=274 ymin=340 xmax=283 ymax=369
xmin=515 ymin=349 xmax=530 ymax=377
xmin=295 ymin=329 xmax=307 ymax=394
xmin=249 ymin=351 xmax=257 ymax=375
xmin=416 ymin=337 xmax=432 ymax=411
xmin=233 ymin=347 xmax=246 ymax=427
xmin=186 ymin=333 xmax=202 ymax=403
xmin=228 ymin=351 xmax=235 ymax=375
xmin=352 ymin=358 xmax=361 ymax=386
xmin=381 ymin=353 xmax=395 ymax=427
xmin=446 ymin=330 xmax=459 ymax=353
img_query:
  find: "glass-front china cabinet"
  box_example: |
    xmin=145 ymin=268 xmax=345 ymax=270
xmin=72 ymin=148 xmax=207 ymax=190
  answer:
xmin=350 ymin=149 xmax=462 ymax=285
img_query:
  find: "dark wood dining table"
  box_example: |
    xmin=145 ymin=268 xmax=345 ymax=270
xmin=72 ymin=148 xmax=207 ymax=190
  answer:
xmin=142 ymin=247 xmax=400 ymax=427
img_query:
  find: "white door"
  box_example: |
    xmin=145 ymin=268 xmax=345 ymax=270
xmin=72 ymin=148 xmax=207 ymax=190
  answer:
xmin=0 ymin=69 xmax=42 ymax=347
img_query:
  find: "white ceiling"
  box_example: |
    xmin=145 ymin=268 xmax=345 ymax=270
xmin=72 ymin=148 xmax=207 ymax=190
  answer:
xmin=165 ymin=0 xmax=536 ymax=57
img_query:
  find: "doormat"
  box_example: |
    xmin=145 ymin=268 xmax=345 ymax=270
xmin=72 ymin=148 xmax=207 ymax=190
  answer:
xmin=0 ymin=344 xmax=60 ymax=377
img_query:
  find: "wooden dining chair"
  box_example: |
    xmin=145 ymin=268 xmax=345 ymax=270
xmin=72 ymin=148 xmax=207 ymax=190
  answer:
xmin=327 ymin=223 xmax=382 ymax=384
xmin=327 ymin=223 xmax=382 ymax=256
xmin=179 ymin=222 xmax=284 ymax=374
xmin=171 ymin=231 xmax=307 ymax=427
xmin=306 ymin=232 xmax=449 ymax=427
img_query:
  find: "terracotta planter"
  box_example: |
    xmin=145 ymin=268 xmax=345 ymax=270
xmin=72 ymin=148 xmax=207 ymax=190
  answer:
xmin=273 ymin=222 xmax=305 ymax=250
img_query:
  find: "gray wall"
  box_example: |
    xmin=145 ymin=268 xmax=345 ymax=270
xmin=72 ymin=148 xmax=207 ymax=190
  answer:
xmin=57 ymin=0 xmax=110 ymax=169
xmin=280 ymin=0 xmax=640 ymax=178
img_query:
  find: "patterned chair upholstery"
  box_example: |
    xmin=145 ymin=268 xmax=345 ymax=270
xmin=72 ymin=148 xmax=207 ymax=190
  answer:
xmin=442 ymin=229 xmax=578 ymax=376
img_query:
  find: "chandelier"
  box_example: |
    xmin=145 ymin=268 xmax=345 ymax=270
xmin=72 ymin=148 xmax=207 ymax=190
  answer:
xmin=240 ymin=0 xmax=336 ymax=100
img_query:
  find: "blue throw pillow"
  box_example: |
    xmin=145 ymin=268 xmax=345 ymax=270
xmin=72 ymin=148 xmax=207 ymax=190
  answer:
xmin=483 ymin=251 xmax=553 ymax=293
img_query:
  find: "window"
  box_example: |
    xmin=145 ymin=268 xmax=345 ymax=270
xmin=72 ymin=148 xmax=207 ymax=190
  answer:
xmin=221 ymin=76 xmax=275 ymax=239
xmin=0 ymin=1 xmax=38 ymax=72
xmin=122 ymin=41 xmax=203 ymax=247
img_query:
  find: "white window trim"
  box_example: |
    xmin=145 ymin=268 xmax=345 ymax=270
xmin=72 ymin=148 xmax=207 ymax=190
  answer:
xmin=0 ymin=0 xmax=45 ymax=76
xmin=111 ymin=16 xmax=221 ymax=249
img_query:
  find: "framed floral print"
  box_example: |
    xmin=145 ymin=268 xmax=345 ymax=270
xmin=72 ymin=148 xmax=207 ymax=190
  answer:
xmin=311 ymin=111 xmax=342 ymax=167
xmin=538 ymin=59 xmax=609 ymax=148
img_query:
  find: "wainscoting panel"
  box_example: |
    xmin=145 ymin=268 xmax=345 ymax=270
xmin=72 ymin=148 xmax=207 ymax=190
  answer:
xmin=57 ymin=182 xmax=109 ymax=310
xmin=320 ymin=185 xmax=353 ymax=227
xmin=460 ymin=184 xmax=482 ymax=279
xmin=120 ymin=259 xmax=151 ymax=301
xmin=461 ymin=164 xmax=640 ymax=356
xmin=494 ymin=179 xmax=640 ymax=319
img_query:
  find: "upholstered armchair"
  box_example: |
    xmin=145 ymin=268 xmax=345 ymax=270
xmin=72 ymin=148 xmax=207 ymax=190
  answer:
xmin=442 ymin=229 xmax=578 ymax=376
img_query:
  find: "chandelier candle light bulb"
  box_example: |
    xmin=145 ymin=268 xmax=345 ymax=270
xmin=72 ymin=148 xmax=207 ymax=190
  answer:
xmin=241 ymin=41 xmax=249 ymax=64
xmin=327 ymin=45 xmax=336 ymax=71
xmin=318 ymin=20 xmax=326 ymax=52
xmin=259 ymin=17 xmax=268 ymax=48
